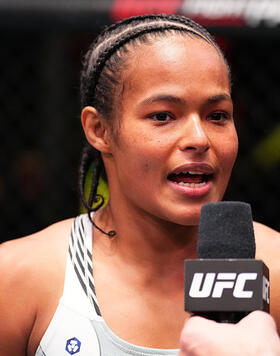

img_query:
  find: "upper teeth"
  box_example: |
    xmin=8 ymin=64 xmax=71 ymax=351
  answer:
xmin=181 ymin=171 xmax=204 ymax=175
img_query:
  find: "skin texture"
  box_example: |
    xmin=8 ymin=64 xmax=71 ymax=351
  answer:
xmin=178 ymin=311 xmax=280 ymax=356
xmin=0 ymin=34 xmax=280 ymax=356
xmin=99 ymin=36 xmax=238 ymax=227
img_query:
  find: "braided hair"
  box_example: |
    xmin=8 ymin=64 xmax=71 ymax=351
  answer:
xmin=78 ymin=14 xmax=231 ymax=236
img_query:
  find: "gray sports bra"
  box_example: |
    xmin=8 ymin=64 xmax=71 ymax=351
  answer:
xmin=35 ymin=214 xmax=179 ymax=356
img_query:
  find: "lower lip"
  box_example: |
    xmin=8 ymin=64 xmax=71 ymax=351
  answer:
xmin=168 ymin=180 xmax=212 ymax=197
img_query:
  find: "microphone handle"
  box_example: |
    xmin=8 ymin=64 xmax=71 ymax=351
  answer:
xmin=192 ymin=311 xmax=249 ymax=323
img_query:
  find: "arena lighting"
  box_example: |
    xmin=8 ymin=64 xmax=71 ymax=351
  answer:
xmin=253 ymin=124 xmax=280 ymax=169
xmin=180 ymin=0 xmax=280 ymax=27
xmin=1 ymin=0 xmax=280 ymax=28
xmin=111 ymin=0 xmax=280 ymax=26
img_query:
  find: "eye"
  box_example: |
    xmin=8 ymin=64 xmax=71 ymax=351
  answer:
xmin=207 ymin=111 xmax=231 ymax=123
xmin=148 ymin=112 xmax=174 ymax=122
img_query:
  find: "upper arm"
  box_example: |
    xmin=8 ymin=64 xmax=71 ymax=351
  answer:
xmin=0 ymin=218 xmax=72 ymax=356
xmin=254 ymin=222 xmax=280 ymax=333
xmin=0 ymin=240 xmax=37 ymax=356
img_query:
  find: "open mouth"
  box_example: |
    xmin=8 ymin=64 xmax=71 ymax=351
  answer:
xmin=167 ymin=171 xmax=213 ymax=187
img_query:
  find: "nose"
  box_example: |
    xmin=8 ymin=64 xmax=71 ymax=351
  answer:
xmin=178 ymin=115 xmax=210 ymax=154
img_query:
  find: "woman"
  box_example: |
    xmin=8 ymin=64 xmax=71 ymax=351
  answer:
xmin=0 ymin=14 xmax=279 ymax=356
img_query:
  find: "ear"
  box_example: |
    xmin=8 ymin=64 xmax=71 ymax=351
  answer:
xmin=81 ymin=106 xmax=112 ymax=153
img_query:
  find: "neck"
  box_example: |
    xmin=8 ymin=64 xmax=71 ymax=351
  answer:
xmin=93 ymin=201 xmax=198 ymax=277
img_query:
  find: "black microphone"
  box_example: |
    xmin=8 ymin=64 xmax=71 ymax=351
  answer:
xmin=184 ymin=201 xmax=270 ymax=323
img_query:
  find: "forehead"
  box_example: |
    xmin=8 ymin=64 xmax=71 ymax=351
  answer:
xmin=122 ymin=34 xmax=230 ymax=100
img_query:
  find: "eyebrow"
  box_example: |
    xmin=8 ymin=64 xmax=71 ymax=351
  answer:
xmin=138 ymin=93 xmax=232 ymax=107
xmin=206 ymin=94 xmax=232 ymax=104
xmin=139 ymin=95 xmax=186 ymax=106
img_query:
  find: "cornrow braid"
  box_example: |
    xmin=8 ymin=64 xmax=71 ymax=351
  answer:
xmin=78 ymin=14 xmax=231 ymax=237
xmin=89 ymin=25 xmax=209 ymax=96
xmin=81 ymin=14 xmax=222 ymax=109
xmin=79 ymin=143 xmax=116 ymax=237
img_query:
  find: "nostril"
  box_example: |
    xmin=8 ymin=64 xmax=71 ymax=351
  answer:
xmin=178 ymin=116 xmax=210 ymax=152
xmin=183 ymin=144 xmax=210 ymax=153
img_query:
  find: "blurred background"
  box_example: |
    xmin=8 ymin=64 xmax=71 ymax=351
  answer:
xmin=1 ymin=0 xmax=280 ymax=242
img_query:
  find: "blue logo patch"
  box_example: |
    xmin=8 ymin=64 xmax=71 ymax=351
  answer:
xmin=65 ymin=337 xmax=81 ymax=355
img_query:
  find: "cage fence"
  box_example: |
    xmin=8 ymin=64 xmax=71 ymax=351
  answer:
xmin=1 ymin=21 xmax=279 ymax=242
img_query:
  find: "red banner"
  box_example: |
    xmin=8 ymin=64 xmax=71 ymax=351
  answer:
xmin=111 ymin=0 xmax=184 ymax=22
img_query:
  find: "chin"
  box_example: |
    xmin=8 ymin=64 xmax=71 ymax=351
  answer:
xmin=179 ymin=215 xmax=201 ymax=227
xmin=163 ymin=208 xmax=202 ymax=227
xmin=166 ymin=197 xmax=224 ymax=226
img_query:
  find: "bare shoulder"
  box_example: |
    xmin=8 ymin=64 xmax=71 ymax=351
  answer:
xmin=254 ymin=221 xmax=280 ymax=259
xmin=0 ymin=218 xmax=74 ymax=356
xmin=0 ymin=218 xmax=74 ymax=286
xmin=254 ymin=221 xmax=280 ymax=239
xmin=253 ymin=221 xmax=280 ymax=333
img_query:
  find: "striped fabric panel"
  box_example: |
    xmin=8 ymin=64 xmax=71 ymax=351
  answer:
xmin=69 ymin=215 xmax=101 ymax=316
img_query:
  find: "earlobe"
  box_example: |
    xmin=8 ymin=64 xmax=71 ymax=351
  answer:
xmin=81 ymin=106 xmax=111 ymax=153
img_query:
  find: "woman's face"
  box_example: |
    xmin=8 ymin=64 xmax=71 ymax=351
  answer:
xmin=106 ymin=34 xmax=238 ymax=226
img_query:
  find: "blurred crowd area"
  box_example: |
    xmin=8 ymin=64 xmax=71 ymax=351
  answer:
xmin=1 ymin=6 xmax=280 ymax=242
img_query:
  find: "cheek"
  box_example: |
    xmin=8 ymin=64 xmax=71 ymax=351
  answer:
xmin=113 ymin=144 xmax=162 ymax=206
xmin=119 ymin=125 xmax=167 ymax=162
xmin=117 ymin=137 xmax=155 ymax=175
xmin=115 ymin=128 xmax=171 ymax=191
xmin=219 ymin=132 xmax=238 ymax=173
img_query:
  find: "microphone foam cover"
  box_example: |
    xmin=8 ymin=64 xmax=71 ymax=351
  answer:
xmin=198 ymin=201 xmax=256 ymax=259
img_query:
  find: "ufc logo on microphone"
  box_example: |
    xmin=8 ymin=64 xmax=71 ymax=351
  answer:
xmin=189 ymin=272 xmax=257 ymax=299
